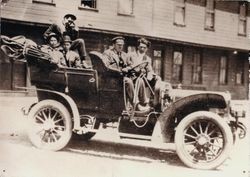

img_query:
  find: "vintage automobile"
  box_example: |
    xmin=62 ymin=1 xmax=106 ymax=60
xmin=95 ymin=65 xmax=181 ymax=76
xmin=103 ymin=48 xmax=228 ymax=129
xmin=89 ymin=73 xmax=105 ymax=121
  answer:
xmin=0 ymin=36 xmax=244 ymax=170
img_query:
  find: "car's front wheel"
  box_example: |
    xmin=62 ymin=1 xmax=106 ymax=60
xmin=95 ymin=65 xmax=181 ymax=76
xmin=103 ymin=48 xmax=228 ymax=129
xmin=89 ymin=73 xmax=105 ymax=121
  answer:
xmin=175 ymin=111 xmax=233 ymax=170
xmin=27 ymin=100 xmax=72 ymax=151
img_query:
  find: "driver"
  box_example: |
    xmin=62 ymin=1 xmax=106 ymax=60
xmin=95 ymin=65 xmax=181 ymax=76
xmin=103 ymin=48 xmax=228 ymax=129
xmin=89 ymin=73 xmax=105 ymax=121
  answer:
xmin=127 ymin=38 xmax=162 ymax=110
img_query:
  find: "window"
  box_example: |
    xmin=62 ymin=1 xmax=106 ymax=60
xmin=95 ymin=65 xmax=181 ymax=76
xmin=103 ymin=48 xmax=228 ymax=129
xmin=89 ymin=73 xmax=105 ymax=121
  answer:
xmin=118 ymin=0 xmax=134 ymax=15
xmin=192 ymin=51 xmax=202 ymax=84
xmin=32 ymin=0 xmax=55 ymax=5
xmin=219 ymin=56 xmax=228 ymax=84
xmin=238 ymin=2 xmax=247 ymax=36
xmin=80 ymin=0 xmax=97 ymax=9
xmin=172 ymin=51 xmax=183 ymax=83
xmin=236 ymin=54 xmax=245 ymax=85
xmin=174 ymin=0 xmax=186 ymax=26
xmin=205 ymin=0 xmax=215 ymax=30
xmin=153 ymin=50 xmax=163 ymax=76
xmin=236 ymin=72 xmax=244 ymax=84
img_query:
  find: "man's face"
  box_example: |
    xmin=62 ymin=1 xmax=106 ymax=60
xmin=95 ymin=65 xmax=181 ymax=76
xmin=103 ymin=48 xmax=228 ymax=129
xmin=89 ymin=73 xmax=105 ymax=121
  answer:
xmin=49 ymin=37 xmax=59 ymax=48
xmin=63 ymin=42 xmax=71 ymax=51
xmin=63 ymin=17 xmax=75 ymax=29
xmin=114 ymin=39 xmax=124 ymax=53
xmin=138 ymin=43 xmax=148 ymax=54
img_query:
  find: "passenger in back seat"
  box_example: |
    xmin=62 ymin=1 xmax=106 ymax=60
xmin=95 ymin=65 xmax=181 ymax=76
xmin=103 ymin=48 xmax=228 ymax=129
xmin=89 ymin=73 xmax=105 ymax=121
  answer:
xmin=62 ymin=35 xmax=90 ymax=68
xmin=40 ymin=33 xmax=66 ymax=67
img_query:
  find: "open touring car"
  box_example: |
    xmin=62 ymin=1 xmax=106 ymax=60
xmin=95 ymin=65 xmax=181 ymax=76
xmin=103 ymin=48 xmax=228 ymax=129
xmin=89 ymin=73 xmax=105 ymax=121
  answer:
xmin=0 ymin=36 xmax=245 ymax=170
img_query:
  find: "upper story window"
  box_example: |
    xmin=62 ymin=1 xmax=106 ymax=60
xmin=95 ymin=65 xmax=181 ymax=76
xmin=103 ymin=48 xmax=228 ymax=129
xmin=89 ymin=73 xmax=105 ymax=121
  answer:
xmin=192 ymin=51 xmax=202 ymax=84
xmin=205 ymin=0 xmax=215 ymax=30
xmin=32 ymin=0 xmax=55 ymax=5
xmin=238 ymin=2 xmax=247 ymax=36
xmin=174 ymin=0 xmax=186 ymax=26
xmin=118 ymin=0 xmax=134 ymax=16
xmin=80 ymin=0 xmax=97 ymax=9
xmin=172 ymin=50 xmax=183 ymax=83
xmin=219 ymin=56 xmax=228 ymax=85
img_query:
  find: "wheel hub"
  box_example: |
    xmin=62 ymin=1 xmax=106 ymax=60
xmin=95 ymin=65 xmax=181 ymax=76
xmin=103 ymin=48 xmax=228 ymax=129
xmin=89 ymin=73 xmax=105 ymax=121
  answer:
xmin=197 ymin=134 xmax=210 ymax=146
xmin=43 ymin=119 xmax=55 ymax=131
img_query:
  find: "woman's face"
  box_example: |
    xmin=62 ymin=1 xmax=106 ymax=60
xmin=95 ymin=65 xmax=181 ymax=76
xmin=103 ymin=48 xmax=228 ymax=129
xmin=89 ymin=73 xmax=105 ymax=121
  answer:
xmin=138 ymin=43 xmax=148 ymax=54
xmin=49 ymin=37 xmax=59 ymax=48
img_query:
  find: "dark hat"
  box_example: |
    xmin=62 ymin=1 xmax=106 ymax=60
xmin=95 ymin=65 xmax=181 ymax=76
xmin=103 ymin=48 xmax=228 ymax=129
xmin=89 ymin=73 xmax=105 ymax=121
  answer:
xmin=47 ymin=32 xmax=59 ymax=41
xmin=137 ymin=38 xmax=151 ymax=47
xmin=111 ymin=36 xmax=125 ymax=44
xmin=63 ymin=35 xmax=72 ymax=43
xmin=64 ymin=14 xmax=77 ymax=21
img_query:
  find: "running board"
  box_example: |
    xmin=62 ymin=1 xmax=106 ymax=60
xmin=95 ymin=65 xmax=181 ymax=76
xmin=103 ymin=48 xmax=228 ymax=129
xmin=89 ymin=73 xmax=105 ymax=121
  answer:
xmin=119 ymin=133 xmax=152 ymax=141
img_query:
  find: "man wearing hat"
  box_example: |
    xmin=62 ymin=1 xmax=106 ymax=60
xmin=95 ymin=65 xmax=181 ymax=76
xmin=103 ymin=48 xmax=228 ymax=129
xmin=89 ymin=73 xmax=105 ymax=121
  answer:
xmin=40 ymin=32 xmax=66 ymax=67
xmin=62 ymin=35 xmax=89 ymax=68
xmin=43 ymin=14 xmax=87 ymax=61
xmin=103 ymin=36 xmax=132 ymax=71
xmin=62 ymin=35 xmax=81 ymax=68
xmin=103 ymin=36 xmax=134 ymax=107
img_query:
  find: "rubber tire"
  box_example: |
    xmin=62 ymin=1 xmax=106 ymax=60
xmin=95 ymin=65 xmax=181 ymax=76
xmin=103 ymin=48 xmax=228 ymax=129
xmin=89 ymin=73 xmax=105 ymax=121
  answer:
xmin=175 ymin=111 xmax=233 ymax=170
xmin=27 ymin=100 xmax=72 ymax=151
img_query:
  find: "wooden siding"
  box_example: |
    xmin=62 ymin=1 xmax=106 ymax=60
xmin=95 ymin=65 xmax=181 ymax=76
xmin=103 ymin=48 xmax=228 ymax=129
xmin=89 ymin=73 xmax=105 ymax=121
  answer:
xmin=1 ymin=0 xmax=250 ymax=51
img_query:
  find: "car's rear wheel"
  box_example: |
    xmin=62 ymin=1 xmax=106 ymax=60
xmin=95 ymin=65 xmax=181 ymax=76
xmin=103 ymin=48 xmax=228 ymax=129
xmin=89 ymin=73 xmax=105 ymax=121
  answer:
xmin=27 ymin=100 xmax=72 ymax=151
xmin=175 ymin=111 xmax=233 ymax=170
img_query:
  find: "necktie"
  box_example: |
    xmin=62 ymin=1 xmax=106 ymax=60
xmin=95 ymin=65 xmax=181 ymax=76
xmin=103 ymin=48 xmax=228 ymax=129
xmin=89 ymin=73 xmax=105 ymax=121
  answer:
xmin=118 ymin=52 xmax=125 ymax=68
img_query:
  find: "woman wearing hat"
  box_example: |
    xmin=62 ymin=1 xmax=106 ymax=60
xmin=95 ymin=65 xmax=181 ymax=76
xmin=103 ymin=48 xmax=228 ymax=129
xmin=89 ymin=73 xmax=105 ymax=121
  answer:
xmin=40 ymin=33 xmax=66 ymax=67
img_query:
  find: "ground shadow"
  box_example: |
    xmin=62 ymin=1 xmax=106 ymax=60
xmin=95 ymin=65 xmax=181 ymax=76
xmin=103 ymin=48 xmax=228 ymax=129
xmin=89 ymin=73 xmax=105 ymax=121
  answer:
xmin=67 ymin=138 xmax=184 ymax=167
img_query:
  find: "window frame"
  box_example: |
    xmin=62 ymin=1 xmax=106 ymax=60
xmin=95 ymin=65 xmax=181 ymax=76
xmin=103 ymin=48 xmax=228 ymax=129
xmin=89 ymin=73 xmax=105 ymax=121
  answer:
xmin=32 ymin=0 xmax=55 ymax=6
xmin=235 ymin=53 xmax=245 ymax=85
xmin=152 ymin=49 xmax=163 ymax=77
xmin=219 ymin=55 xmax=228 ymax=85
xmin=78 ymin=0 xmax=98 ymax=12
xmin=191 ymin=50 xmax=203 ymax=84
xmin=173 ymin=0 xmax=186 ymax=27
xmin=238 ymin=2 xmax=247 ymax=36
xmin=172 ymin=49 xmax=183 ymax=83
xmin=204 ymin=0 xmax=215 ymax=31
xmin=117 ymin=0 xmax=134 ymax=16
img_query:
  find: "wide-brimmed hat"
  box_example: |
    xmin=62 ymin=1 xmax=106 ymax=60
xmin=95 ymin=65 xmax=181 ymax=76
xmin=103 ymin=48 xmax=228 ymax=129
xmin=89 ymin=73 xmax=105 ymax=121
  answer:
xmin=64 ymin=14 xmax=77 ymax=21
xmin=63 ymin=35 xmax=72 ymax=43
xmin=47 ymin=32 xmax=59 ymax=41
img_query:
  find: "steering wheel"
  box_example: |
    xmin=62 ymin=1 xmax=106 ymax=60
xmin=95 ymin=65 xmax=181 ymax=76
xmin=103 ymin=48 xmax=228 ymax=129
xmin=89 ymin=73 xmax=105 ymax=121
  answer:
xmin=128 ymin=61 xmax=148 ymax=76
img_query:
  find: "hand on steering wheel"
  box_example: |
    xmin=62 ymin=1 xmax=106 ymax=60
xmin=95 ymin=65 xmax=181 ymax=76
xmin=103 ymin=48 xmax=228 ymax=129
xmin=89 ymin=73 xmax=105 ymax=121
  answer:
xmin=128 ymin=61 xmax=148 ymax=76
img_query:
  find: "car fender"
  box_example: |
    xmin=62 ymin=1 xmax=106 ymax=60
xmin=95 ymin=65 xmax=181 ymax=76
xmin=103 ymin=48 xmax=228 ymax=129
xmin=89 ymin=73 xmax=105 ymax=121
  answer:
xmin=158 ymin=93 xmax=227 ymax=143
xmin=19 ymin=87 xmax=81 ymax=131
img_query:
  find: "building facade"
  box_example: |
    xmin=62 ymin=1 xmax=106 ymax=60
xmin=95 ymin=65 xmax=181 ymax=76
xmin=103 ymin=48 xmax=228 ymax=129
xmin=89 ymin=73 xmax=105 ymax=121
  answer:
xmin=0 ymin=0 xmax=249 ymax=99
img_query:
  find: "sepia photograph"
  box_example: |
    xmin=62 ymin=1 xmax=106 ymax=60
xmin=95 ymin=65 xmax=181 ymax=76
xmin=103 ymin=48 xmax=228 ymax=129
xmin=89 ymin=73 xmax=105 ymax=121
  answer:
xmin=0 ymin=0 xmax=249 ymax=177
